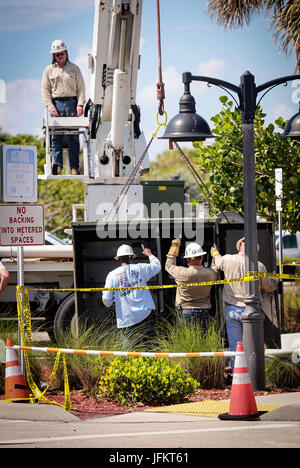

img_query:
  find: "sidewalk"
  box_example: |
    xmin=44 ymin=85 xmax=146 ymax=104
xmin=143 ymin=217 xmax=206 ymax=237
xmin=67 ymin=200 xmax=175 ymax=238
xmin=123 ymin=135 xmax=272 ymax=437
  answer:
xmin=0 ymin=391 xmax=299 ymax=422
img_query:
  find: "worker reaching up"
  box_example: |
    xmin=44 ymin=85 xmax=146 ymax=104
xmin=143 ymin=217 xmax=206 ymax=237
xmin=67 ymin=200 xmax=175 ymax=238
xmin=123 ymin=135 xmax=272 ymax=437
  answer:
xmin=42 ymin=39 xmax=85 ymax=176
xmin=211 ymin=237 xmax=278 ymax=368
xmin=165 ymin=239 xmax=217 ymax=328
xmin=102 ymin=244 xmax=161 ymax=345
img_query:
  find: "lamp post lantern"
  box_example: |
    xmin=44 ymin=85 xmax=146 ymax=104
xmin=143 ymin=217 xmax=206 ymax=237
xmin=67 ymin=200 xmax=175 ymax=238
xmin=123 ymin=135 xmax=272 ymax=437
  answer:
xmin=160 ymin=70 xmax=300 ymax=390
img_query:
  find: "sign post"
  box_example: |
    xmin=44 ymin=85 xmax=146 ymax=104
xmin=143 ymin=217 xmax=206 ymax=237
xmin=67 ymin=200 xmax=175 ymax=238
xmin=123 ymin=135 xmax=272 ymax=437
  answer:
xmin=0 ymin=203 xmax=44 ymax=374
xmin=0 ymin=143 xmax=41 ymax=375
xmin=275 ymin=168 xmax=284 ymax=330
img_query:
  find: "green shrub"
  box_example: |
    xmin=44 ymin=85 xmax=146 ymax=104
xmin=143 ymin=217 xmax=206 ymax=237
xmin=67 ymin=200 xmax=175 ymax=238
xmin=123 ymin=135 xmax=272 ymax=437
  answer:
xmin=265 ymin=358 xmax=300 ymax=389
xmin=98 ymin=357 xmax=199 ymax=405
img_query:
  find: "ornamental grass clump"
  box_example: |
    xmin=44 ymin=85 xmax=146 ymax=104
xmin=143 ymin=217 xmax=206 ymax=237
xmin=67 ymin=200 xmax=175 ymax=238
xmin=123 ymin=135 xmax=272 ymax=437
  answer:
xmin=265 ymin=358 xmax=300 ymax=389
xmin=98 ymin=356 xmax=199 ymax=405
xmin=154 ymin=312 xmax=225 ymax=388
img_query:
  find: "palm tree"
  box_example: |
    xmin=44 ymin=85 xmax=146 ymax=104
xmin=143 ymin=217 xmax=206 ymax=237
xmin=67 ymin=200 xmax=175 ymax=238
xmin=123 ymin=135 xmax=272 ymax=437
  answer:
xmin=207 ymin=0 xmax=300 ymax=72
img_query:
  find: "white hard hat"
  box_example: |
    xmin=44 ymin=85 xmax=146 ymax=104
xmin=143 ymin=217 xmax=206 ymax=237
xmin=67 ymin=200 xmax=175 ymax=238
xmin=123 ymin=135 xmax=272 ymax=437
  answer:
xmin=183 ymin=242 xmax=206 ymax=259
xmin=50 ymin=39 xmax=68 ymax=54
xmin=115 ymin=244 xmax=136 ymax=260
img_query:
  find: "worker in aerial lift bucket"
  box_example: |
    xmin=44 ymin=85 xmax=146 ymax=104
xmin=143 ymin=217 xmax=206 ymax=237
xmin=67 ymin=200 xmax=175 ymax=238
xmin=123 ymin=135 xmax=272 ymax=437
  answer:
xmin=165 ymin=239 xmax=217 ymax=329
xmin=42 ymin=39 xmax=85 ymax=176
xmin=102 ymin=244 xmax=161 ymax=345
xmin=0 ymin=260 xmax=9 ymax=296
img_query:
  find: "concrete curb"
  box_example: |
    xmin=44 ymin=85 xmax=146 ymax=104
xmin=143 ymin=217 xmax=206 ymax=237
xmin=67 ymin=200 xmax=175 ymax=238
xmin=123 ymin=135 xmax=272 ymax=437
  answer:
xmin=0 ymin=402 xmax=78 ymax=422
xmin=260 ymin=405 xmax=300 ymax=421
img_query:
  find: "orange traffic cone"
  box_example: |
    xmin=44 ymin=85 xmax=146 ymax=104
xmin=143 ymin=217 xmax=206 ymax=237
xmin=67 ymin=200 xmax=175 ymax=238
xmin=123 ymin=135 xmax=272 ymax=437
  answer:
xmin=218 ymin=342 xmax=262 ymax=421
xmin=5 ymin=337 xmax=30 ymax=402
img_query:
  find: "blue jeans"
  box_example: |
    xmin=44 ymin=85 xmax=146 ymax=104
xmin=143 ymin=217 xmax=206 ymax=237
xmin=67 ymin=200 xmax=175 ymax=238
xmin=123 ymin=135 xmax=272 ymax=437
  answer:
xmin=182 ymin=309 xmax=210 ymax=330
xmin=225 ymin=304 xmax=245 ymax=370
xmin=52 ymin=97 xmax=80 ymax=170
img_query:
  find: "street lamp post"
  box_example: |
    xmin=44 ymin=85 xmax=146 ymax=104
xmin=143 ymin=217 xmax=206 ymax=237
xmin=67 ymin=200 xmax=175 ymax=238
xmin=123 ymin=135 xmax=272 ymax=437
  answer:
xmin=160 ymin=70 xmax=300 ymax=390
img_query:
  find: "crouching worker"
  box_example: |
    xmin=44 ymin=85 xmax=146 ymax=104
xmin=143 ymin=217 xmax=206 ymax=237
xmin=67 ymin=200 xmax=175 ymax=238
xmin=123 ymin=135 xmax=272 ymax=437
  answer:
xmin=165 ymin=239 xmax=217 ymax=328
xmin=102 ymin=244 xmax=161 ymax=346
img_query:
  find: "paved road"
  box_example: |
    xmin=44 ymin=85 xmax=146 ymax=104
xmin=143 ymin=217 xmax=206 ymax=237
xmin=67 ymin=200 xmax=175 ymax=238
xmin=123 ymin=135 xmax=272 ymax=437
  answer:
xmin=0 ymin=411 xmax=299 ymax=450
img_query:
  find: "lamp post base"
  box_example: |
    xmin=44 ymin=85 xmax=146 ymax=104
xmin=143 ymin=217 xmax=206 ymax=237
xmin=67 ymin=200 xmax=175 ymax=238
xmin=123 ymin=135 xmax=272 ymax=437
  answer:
xmin=242 ymin=304 xmax=265 ymax=391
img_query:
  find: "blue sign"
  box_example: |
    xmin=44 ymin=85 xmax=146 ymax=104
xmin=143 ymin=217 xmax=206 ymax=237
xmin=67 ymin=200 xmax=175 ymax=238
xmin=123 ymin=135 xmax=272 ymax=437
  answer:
xmin=1 ymin=145 xmax=37 ymax=202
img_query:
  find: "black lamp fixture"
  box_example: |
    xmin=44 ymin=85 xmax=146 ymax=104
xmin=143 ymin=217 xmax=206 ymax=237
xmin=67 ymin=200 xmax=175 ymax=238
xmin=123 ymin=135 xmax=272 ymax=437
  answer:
xmin=281 ymin=102 xmax=300 ymax=139
xmin=159 ymin=73 xmax=217 ymax=141
xmin=160 ymin=71 xmax=300 ymax=142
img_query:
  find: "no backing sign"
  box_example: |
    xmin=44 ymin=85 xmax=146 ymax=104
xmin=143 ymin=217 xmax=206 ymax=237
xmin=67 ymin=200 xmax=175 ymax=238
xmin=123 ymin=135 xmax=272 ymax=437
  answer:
xmin=0 ymin=204 xmax=44 ymax=246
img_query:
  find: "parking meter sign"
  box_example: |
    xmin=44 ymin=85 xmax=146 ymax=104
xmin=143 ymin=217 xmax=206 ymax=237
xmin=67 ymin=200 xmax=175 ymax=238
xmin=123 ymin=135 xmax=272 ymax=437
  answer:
xmin=0 ymin=204 xmax=44 ymax=246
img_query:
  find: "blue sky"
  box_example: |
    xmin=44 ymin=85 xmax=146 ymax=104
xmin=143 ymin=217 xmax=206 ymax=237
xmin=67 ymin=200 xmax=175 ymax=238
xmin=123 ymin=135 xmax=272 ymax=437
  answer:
xmin=0 ymin=0 xmax=299 ymax=161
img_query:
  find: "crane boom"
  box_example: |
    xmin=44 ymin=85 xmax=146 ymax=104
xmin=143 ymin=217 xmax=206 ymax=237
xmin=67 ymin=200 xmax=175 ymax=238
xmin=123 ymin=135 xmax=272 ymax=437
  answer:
xmin=88 ymin=0 xmax=148 ymax=183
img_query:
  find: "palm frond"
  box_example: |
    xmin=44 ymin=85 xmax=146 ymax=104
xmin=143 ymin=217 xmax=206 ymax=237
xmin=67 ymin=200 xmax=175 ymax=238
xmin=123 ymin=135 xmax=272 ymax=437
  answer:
xmin=207 ymin=0 xmax=300 ymax=71
xmin=207 ymin=0 xmax=269 ymax=28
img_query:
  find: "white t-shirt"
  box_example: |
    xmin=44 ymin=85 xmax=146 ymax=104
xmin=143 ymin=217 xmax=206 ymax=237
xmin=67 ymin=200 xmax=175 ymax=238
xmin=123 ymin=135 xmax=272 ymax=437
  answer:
xmin=102 ymin=255 xmax=161 ymax=328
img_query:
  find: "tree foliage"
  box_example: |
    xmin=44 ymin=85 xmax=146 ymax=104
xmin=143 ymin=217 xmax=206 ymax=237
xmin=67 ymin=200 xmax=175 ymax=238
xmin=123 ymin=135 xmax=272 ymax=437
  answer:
xmin=193 ymin=97 xmax=300 ymax=233
xmin=0 ymin=130 xmax=84 ymax=238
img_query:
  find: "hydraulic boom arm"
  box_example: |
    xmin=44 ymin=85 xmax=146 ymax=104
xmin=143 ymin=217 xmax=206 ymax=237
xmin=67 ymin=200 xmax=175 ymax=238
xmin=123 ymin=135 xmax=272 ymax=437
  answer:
xmin=88 ymin=0 xmax=148 ymax=180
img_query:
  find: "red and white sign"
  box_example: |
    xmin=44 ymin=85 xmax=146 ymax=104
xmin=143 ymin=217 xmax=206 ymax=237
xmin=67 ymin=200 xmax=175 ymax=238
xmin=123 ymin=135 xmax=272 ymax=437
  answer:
xmin=0 ymin=204 xmax=44 ymax=246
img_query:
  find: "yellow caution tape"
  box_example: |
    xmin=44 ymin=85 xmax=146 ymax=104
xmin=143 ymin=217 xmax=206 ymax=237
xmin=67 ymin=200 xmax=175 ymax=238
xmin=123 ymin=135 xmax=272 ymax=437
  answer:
xmin=17 ymin=270 xmax=299 ymax=295
xmin=0 ymin=397 xmax=36 ymax=404
xmin=15 ymin=286 xmax=71 ymax=412
xmin=19 ymin=276 xmax=254 ymax=293
xmin=246 ymin=271 xmax=300 ymax=281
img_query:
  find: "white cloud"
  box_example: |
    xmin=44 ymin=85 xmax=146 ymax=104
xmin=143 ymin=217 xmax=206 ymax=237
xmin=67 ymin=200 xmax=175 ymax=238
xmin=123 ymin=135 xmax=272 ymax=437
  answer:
xmin=138 ymin=59 xmax=225 ymax=108
xmin=138 ymin=65 xmax=181 ymax=108
xmin=140 ymin=37 xmax=146 ymax=51
xmin=74 ymin=44 xmax=91 ymax=100
xmin=196 ymin=59 xmax=225 ymax=77
xmin=273 ymin=103 xmax=293 ymax=121
xmin=0 ymin=78 xmax=43 ymax=136
xmin=163 ymin=66 xmax=182 ymax=94
xmin=0 ymin=0 xmax=94 ymax=31
xmin=192 ymin=59 xmax=226 ymax=95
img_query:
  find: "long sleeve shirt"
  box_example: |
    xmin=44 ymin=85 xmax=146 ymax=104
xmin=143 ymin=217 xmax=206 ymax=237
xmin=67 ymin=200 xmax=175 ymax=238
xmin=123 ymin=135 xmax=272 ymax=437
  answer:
xmin=165 ymin=255 xmax=217 ymax=310
xmin=42 ymin=61 xmax=85 ymax=111
xmin=0 ymin=260 xmax=9 ymax=294
xmin=102 ymin=255 xmax=161 ymax=328
xmin=212 ymin=252 xmax=277 ymax=307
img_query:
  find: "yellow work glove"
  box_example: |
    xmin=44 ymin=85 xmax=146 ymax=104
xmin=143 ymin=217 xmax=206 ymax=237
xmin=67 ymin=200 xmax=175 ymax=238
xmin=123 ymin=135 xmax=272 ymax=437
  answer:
xmin=210 ymin=244 xmax=220 ymax=257
xmin=168 ymin=238 xmax=181 ymax=257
